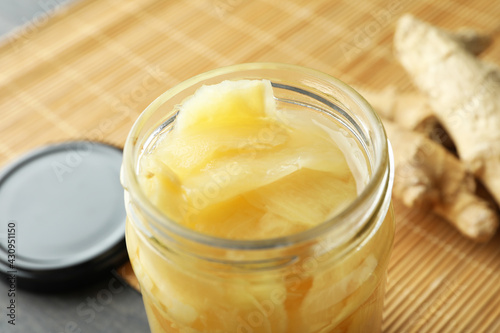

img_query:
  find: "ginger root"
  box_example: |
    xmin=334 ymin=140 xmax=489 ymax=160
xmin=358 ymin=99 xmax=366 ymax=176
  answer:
xmin=395 ymin=15 xmax=500 ymax=208
xmin=384 ymin=121 xmax=498 ymax=242
xmin=450 ymin=28 xmax=493 ymax=56
xmin=363 ymin=14 xmax=500 ymax=241
xmin=357 ymin=26 xmax=492 ymax=135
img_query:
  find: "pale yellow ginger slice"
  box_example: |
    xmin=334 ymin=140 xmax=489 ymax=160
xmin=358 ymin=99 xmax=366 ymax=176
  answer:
xmin=155 ymin=123 xmax=289 ymax=179
xmin=138 ymin=155 xmax=185 ymax=221
xmin=174 ymin=79 xmax=277 ymax=133
xmin=244 ymin=169 xmax=356 ymax=228
xmin=128 ymin=218 xmax=289 ymax=332
xmin=182 ymin=167 xmax=356 ymax=240
xmin=180 ymin=127 xmax=352 ymax=208
xmin=156 ymin=80 xmax=287 ymax=180
xmin=297 ymin=255 xmax=379 ymax=332
xmin=139 ymin=79 xmax=357 ymax=240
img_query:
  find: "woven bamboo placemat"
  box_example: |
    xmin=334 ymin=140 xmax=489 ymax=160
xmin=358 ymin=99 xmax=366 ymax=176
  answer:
xmin=1 ymin=0 xmax=499 ymax=332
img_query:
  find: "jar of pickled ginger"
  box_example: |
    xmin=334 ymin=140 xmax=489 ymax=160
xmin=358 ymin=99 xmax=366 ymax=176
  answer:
xmin=121 ymin=63 xmax=395 ymax=333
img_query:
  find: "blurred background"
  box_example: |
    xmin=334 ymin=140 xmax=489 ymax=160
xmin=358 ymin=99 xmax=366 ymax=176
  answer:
xmin=1 ymin=1 xmax=500 ymax=332
xmin=0 ymin=0 xmax=73 ymax=36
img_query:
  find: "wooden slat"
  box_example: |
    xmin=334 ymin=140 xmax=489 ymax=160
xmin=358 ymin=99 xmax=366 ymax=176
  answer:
xmin=1 ymin=0 xmax=499 ymax=331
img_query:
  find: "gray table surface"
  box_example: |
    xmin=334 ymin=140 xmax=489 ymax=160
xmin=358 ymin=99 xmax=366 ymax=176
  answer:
xmin=0 ymin=1 xmax=150 ymax=332
xmin=0 ymin=271 xmax=150 ymax=333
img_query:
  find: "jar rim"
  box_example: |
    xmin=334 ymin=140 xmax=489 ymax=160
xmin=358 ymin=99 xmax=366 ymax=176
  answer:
xmin=122 ymin=62 xmax=393 ymax=250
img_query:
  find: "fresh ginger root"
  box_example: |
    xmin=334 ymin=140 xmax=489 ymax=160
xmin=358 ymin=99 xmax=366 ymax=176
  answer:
xmin=384 ymin=120 xmax=498 ymax=242
xmin=357 ymin=26 xmax=492 ymax=135
xmin=365 ymin=14 xmax=500 ymax=241
xmin=360 ymin=86 xmax=499 ymax=240
xmin=356 ymin=27 xmax=497 ymax=240
xmin=394 ymin=14 xmax=500 ymax=209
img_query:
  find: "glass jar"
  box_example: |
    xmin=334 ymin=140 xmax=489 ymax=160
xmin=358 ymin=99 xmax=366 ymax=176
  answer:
xmin=121 ymin=63 xmax=394 ymax=333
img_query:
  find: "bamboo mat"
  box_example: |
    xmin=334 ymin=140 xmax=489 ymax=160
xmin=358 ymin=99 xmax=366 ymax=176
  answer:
xmin=1 ymin=0 xmax=500 ymax=332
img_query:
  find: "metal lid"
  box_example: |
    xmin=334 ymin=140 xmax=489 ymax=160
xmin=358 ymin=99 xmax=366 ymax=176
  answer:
xmin=0 ymin=141 xmax=127 ymax=291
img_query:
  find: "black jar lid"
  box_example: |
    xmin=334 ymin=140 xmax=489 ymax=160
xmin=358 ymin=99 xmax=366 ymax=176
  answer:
xmin=0 ymin=141 xmax=128 ymax=291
